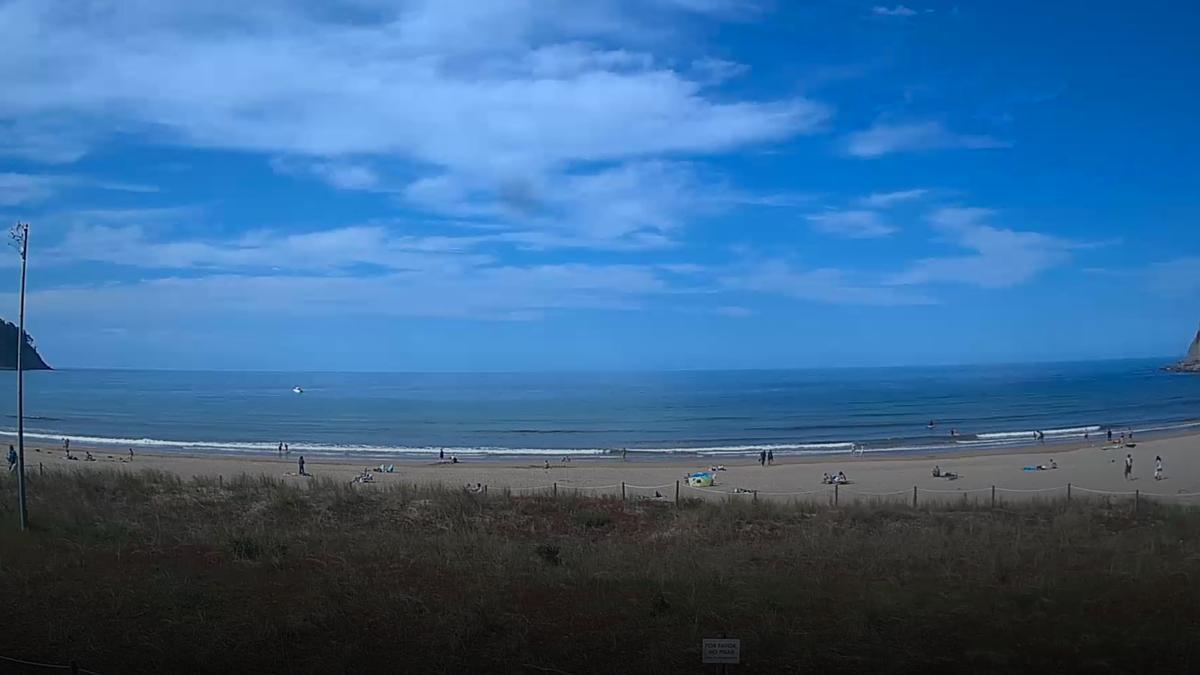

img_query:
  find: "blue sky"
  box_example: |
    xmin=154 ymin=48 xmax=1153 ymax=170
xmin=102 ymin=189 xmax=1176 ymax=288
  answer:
xmin=0 ymin=0 xmax=1197 ymax=371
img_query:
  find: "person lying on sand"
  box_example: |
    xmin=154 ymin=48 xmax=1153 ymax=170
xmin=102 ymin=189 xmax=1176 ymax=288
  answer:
xmin=931 ymin=465 xmax=959 ymax=479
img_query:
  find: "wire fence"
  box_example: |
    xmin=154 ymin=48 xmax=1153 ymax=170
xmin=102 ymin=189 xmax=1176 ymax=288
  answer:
xmin=478 ymin=479 xmax=1200 ymax=509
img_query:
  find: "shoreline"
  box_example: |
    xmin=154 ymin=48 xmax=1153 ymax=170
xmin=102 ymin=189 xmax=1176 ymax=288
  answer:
xmin=5 ymin=421 xmax=1195 ymax=465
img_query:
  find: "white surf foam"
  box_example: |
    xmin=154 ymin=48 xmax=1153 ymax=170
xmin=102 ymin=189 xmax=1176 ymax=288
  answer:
xmin=976 ymin=425 xmax=1100 ymax=440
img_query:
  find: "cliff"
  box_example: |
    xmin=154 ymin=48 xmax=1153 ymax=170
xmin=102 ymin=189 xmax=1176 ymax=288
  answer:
xmin=1164 ymin=326 xmax=1200 ymax=373
xmin=0 ymin=319 xmax=51 ymax=370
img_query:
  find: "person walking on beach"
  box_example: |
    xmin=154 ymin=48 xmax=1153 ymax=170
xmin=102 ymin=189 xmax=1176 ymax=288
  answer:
xmin=1107 ymin=428 xmax=1113 ymax=442
xmin=439 ymin=448 xmax=445 ymax=461
xmin=129 ymin=448 xmax=134 ymax=461
xmin=767 ymin=449 xmax=774 ymax=466
xmin=278 ymin=442 xmax=284 ymax=457
xmin=758 ymin=450 xmax=766 ymax=467
xmin=7 ymin=445 xmax=16 ymax=473
xmin=1124 ymin=453 xmax=1133 ymax=480
xmin=1155 ymin=455 xmax=1163 ymax=480
xmin=285 ymin=443 xmax=290 ymax=456
xmin=298 ymin=455 xmax=307 ymax=476
xmin=63 ymin=438 xmax=70 ymax=452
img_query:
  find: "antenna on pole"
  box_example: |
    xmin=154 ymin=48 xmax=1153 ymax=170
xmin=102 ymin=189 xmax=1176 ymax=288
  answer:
xmin=10 ymin=221 xmax=29 ymax=531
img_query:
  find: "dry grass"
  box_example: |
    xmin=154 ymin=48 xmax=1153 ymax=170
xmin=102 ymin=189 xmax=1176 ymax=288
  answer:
xmin=2 ymin=468 xmax=1199 ymax=674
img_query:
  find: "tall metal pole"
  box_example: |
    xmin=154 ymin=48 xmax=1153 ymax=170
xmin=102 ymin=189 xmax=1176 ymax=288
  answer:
xmin=14 ymin=222 xmax=29 ymax=531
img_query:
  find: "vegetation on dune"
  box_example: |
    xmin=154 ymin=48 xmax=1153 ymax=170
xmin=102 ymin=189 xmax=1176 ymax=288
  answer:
xmin=2 ymin=470 xmax=1199 ymax=674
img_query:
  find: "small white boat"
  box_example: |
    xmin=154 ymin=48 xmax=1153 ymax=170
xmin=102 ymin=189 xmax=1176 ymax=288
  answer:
xmin=292 ymin=386 xmax=304 ymax=394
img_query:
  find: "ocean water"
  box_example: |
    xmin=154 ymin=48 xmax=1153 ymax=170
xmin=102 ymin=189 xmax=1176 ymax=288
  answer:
xmin=1 ymin=359 xmax=1198 ymax=459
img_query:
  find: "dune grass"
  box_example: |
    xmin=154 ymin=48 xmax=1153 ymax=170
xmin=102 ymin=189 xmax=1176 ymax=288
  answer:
xmin=1 ymin=468 xmax=1199 ymax=674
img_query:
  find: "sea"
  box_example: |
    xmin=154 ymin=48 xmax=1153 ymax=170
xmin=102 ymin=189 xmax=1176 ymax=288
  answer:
xmin=1 ymin=359 xmax=1198 ymax=460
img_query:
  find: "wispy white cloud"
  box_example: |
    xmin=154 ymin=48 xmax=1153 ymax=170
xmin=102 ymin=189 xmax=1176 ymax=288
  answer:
xmin=10 ymin=263 xmax=675 ymax=323
xmin=725 ymin=259 xmax=933 ymax=306
xmin=521 ymin=43 xmax=656 ymax=78
xmin=872 ymin=5 xmax=919 ymax=17
xmin=0 ymin=173 xmax=63 ymax=206
xmin=856 ymin=188 xmax=928 ymax=208
xmin=889 ymin=207 xmax=1090 ymax=288
xmin=0 ymin=118 xmax=91 ymax=164
xmin=404 ymin=161 xmax=740 ymax=249
xmin=690 ymin=57 xmax=750 ymax=85
xmin=46 ymin=224 xmax=494 ymax=273
xmin=843 ymin=121 xmax=1008 ymax=158
xmin=0 ymin=1 xmax=831 ymax=251
xmin=271 ymin=158 xmax=383 ymax=192
xmin=0 ymin=172 xmax=158 ymax=206
xmin=0 ymin=1 xmax=826 ymax=172
xmin=806 ymin=209 xmax=896 ymax=239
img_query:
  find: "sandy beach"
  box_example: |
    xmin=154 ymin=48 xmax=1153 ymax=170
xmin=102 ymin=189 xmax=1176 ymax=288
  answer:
xmin=15 ymin=430 xmax=1200 ymax=503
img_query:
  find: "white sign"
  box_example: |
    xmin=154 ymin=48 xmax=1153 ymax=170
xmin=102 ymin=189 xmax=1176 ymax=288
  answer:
xmin=702 ymin=638 xmax=740 ymax=664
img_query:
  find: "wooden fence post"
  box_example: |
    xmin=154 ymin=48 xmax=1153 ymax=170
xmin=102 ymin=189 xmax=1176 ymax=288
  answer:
xmin=553 ymin=482 xmax=557 ymax=498
xmin=912 ymin=485 xmax=918 ymax=508
xmin=753 ymin=490 xmax=758 ymax=504
xmin=1135 ymin=489 xmax=1139 ymax=513
xmin=621 ymin=482 xmax=626 ymax=501
xmin=834 ymin=483 xmax=839 ymax=506
xmin=991 ymin=485 xmax=996 ymax=509
xmin=675 ymin=480 xmax=680 ymax=505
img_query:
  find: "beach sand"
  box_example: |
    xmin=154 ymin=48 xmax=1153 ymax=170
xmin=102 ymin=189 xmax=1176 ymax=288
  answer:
xmin=15 ymin=431 xmax=1200 ymax=504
